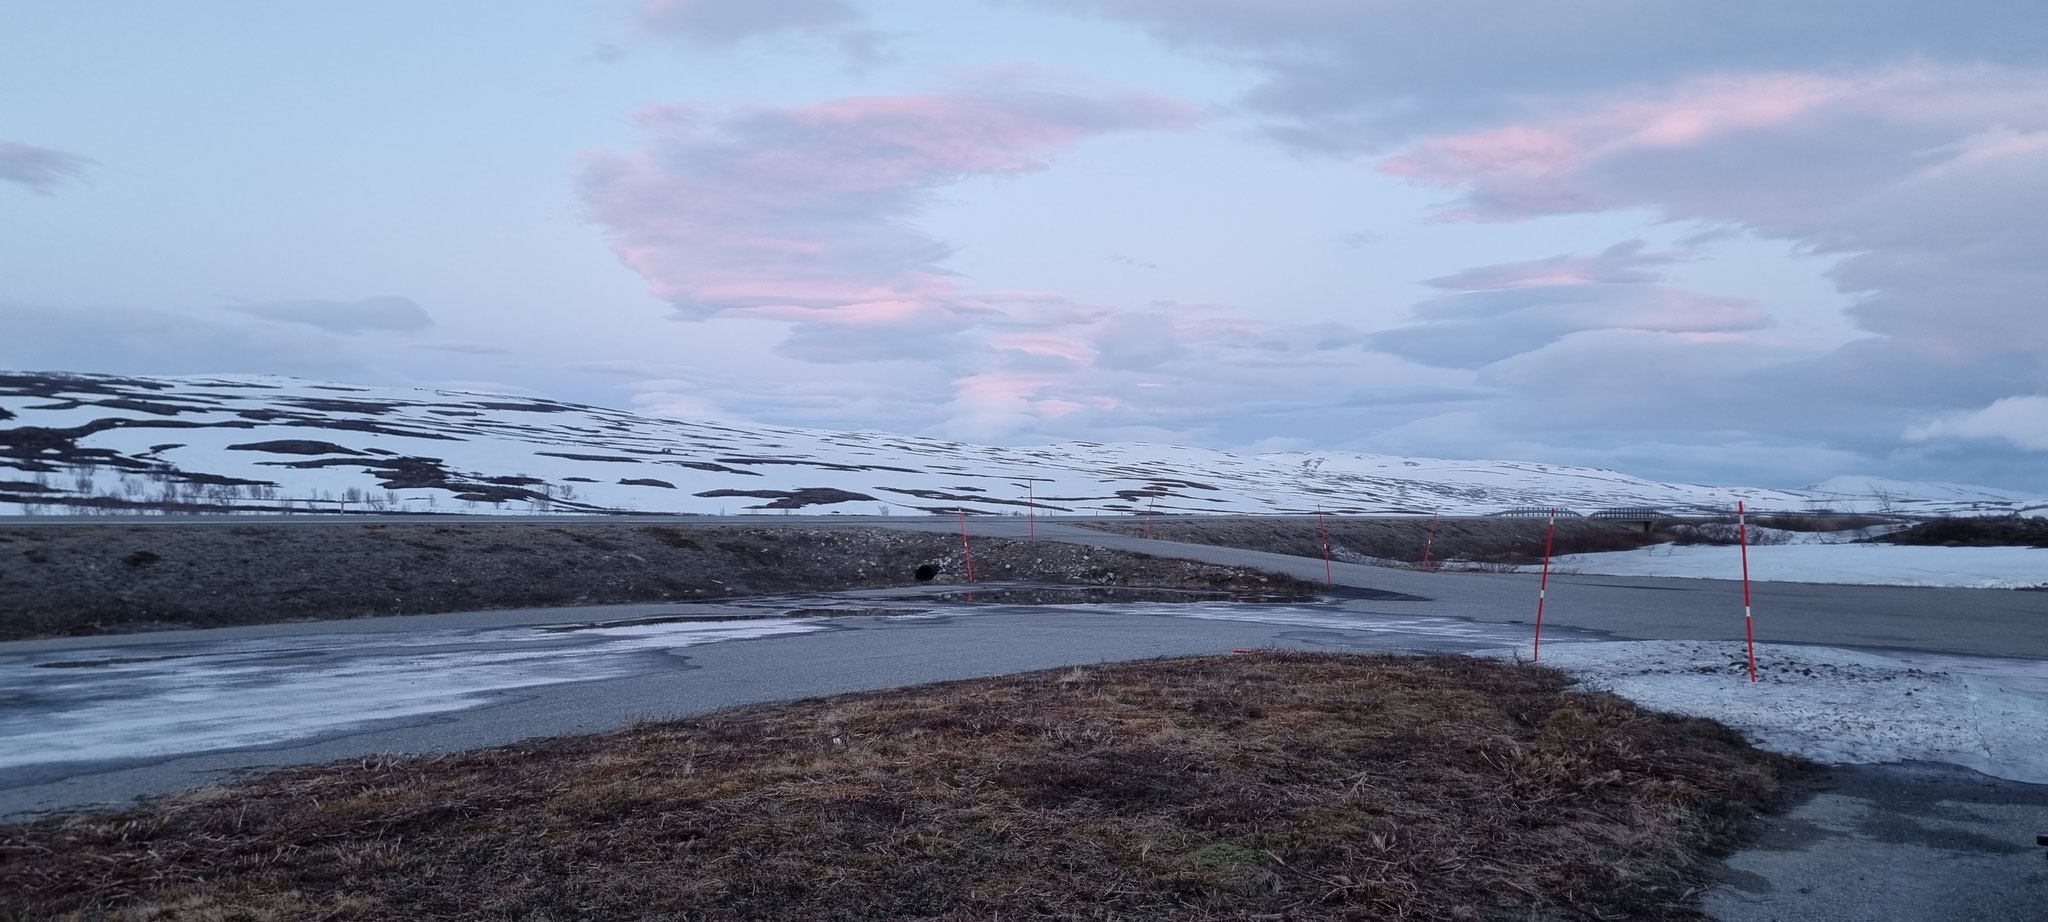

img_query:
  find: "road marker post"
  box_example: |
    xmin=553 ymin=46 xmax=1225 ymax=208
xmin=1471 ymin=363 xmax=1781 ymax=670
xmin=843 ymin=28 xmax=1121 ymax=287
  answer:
xmin=1533 ymin=508 xmax=1557 ymax=661
xmin=1739 ymin=500 xmax=1757 ymax=682
xmin=1422 ymin=511 xmax=1439 ymax=571
xmin=1318 ymin=507 xmax=1333 ymax=586
xmin=958 ymin=507 xmax=975 ymax=586
xmin=1143 ymin=492 xmax=1157 ymax=539
xmin=1028 ymin=480 xmax=1035 ymax=540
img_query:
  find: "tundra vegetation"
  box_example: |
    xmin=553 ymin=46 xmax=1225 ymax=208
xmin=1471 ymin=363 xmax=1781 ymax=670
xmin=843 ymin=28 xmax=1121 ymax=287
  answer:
xmin=0 ymin=652 xmax=1805 ymax=921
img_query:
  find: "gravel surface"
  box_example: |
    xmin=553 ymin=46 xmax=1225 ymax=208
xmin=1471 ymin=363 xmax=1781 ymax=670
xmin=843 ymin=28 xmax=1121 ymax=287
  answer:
xmin=0 ymin=522 xmax=1316 ymax=640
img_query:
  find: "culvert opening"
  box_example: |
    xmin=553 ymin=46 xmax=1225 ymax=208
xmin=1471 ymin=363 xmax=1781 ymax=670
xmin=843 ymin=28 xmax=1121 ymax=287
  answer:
xmin=914 ymin=563 xmax=938 ymax=582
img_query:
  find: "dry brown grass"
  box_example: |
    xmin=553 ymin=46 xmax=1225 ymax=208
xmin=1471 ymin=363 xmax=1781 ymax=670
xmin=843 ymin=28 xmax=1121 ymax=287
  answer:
xmin=0 ymin=653 xmax=1806 ymax=921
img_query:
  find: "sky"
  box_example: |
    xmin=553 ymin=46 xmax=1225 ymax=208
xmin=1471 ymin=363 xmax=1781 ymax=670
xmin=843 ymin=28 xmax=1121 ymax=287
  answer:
xmin=4 ymin=1 xmax=2045 ymax=493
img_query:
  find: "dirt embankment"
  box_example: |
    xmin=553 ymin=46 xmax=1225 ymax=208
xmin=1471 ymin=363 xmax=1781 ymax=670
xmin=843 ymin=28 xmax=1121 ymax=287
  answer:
xmin=0 ymin=523 xmax=1316 ymax=641
xmin=1082 ymin=516 xmax=1676 ymax=566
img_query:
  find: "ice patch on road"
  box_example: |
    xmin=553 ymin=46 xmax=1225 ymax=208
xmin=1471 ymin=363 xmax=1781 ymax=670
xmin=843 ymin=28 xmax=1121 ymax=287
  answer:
xmin=0 ymin=619 xmax=825 ymax=770
xmin=1170 ymin=603 xmax=1500 ymax=638
xmin=1508 ymin=641 xmax=2048 ymax=784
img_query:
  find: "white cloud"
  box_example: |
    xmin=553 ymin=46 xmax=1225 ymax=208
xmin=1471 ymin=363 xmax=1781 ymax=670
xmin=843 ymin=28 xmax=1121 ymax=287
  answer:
xmin=1907 ymin=396 xmax=2048 ymax=452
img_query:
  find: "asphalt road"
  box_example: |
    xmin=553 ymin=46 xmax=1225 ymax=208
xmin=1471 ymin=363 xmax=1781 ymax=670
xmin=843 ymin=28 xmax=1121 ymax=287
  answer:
xmin=909 ymin=517 xmax=2048 ymax=660
xmin=12 ymin=512 xmax=2045 ymax=658
xmin=4 ymin=515 xmax=2045 ymax=920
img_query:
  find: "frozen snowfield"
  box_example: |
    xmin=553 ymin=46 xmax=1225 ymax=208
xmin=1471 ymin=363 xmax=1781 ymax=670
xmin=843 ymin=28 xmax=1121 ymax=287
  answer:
xmin=5 ymin=371 xmax=2044 ymax=518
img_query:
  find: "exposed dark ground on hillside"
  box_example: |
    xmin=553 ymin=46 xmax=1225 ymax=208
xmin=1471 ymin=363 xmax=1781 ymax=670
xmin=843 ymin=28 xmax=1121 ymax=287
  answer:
xmin=1081 ymin=515 xmax=1680 ymax=566
xmin=0 ymin=523 xmax=1318 ymax=641
xmin=1874 ymin=514 xmax=2048 ymax=547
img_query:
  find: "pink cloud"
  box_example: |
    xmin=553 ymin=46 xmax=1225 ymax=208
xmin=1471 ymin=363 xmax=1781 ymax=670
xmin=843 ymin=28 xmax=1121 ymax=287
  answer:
xmin=1379 ymin=72 xmax=1864 ymax=219
xmin=579 ymin=85 xmax=1340 ymax=436
xmin=1376 ymin=65 xmax=2048 ymax=370
xmin=578 ymin=88 xmax=1196 ymax=321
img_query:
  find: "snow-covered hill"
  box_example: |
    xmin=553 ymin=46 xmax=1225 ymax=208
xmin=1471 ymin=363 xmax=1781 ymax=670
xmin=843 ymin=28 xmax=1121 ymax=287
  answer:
xmin=3 ymin=372 xmax=2042 ymax=518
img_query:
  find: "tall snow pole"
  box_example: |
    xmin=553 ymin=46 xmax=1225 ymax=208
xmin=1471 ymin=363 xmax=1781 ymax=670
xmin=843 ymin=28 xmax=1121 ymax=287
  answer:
xmin=1318 ymin=506 xmax=1333 ymax=586
xmin=1028 ymin=480 xmax=1035 ymax=540
xmin=1533 ymin=508 xmax=1557 ymax=661
xmin=1739 ymin=500 xmax=1757 ymax=682
xmin=1422 ymin=511 xmax=1439 ymax=572
xmin=958 ymin=507 xmax=975 ymax=585
xmin=1143 ymin=491 xmax=1157 ymax=539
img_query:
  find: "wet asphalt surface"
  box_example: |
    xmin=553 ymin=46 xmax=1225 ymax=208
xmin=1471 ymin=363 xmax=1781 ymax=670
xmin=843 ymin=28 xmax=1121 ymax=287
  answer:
xmin=0 ymin=586 xmax=1593 ymax=816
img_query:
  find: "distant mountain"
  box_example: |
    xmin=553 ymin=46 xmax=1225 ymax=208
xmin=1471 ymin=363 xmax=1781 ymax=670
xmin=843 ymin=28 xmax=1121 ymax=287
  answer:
xmin=3 ymin=372 xmax=2042 ymax=518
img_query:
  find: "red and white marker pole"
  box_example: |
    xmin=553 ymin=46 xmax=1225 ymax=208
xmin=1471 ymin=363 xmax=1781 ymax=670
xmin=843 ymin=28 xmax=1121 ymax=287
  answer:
xmin=1738 ymin=500 xmax=1757 ymax=682
xmin=958 ymin=507 xmax=975 ymax=584
xmin=1143 ymin=492 xmax=1156 ymax=539
xmin=1421 ymin=511 xmax=1439 ymax=572
xmin=1318 ymin=507 xmax=1333 ymax=586
xmin=1534 ymin=508 xmax=1557 ymax=661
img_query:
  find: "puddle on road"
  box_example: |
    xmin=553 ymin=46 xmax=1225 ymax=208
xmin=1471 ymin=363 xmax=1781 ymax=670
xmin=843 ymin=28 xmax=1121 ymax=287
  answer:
xmin=921 ymin=586 xmax=1303 ymax=605
xmin=542 ymin=584 xmax=1308 ymax=633
xmin=545 ymin=608 xmax=935 ymax=632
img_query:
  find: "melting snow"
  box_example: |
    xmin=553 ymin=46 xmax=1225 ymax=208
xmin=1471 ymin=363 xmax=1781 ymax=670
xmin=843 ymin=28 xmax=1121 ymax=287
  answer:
xmin=1505 ymin=641 xmax=2048 ymax=784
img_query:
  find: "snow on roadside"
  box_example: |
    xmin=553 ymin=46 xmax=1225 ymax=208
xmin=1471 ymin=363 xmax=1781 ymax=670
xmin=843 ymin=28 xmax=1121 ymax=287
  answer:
xmin=1501 ymin=641 xmax=2048 ymax=784
xmin=1524 ymin=543 xmax=2048 ymax=589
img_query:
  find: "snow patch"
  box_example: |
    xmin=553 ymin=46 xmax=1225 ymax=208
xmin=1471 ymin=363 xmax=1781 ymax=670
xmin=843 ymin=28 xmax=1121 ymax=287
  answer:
xmin=1529 ymin=543 xmax=2048 ymax=588
xmin=1510 ymin=641 xmax=2048 ymax=784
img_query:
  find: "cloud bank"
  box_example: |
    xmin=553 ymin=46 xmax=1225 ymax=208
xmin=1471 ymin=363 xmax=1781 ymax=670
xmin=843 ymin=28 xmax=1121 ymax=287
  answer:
xmin=999 ymin=1 xmax=2047 ymax=484
xmin=224 ymin=296 xmax=434 ymax=334
xmin=578 ymin=86 xmax=1398 ymax=440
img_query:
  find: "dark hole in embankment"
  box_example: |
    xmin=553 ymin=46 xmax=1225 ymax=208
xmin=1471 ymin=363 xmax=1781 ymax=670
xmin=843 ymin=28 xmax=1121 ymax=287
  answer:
xmin=914 ymin=564 xmax=938 ymax=582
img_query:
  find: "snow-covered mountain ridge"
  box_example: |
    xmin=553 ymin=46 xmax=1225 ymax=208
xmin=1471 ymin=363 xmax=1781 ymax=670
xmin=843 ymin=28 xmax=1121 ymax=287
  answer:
xmin=2 ymin=372 xmax=2041 ymax=518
